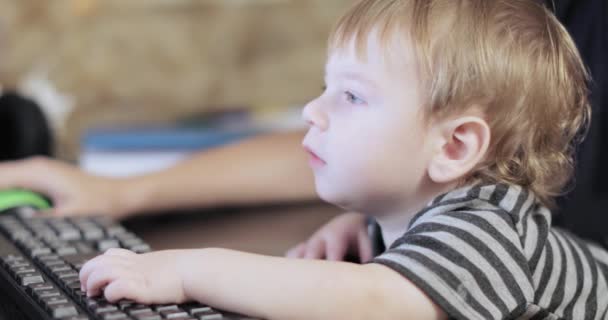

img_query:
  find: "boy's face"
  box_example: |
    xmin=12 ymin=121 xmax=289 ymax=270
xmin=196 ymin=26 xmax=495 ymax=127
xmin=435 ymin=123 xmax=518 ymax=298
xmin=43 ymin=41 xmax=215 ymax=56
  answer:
xmin=302 ymin=34 xmax=434 ymax=214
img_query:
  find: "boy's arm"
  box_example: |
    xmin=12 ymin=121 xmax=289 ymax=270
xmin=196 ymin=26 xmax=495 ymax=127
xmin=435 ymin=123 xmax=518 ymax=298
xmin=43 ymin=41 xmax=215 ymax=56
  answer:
xmin=181 ymin=248 xmax=446 ymax=320
xmin=115 ymin=130 xmax=317 ymax=215
xmin=80 ymin=248 xmax=446 ymax=320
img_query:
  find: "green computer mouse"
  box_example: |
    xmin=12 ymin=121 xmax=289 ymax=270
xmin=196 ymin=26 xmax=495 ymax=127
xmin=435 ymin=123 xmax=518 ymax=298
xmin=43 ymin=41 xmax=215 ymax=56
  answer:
xmin=0 ymin=189 xmax=51 ymax=213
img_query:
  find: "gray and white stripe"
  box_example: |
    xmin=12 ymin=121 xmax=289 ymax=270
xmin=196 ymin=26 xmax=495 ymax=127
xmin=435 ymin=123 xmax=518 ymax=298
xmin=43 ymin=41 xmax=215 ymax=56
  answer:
xmin=373 ymin=183 xmax=608 ymax=320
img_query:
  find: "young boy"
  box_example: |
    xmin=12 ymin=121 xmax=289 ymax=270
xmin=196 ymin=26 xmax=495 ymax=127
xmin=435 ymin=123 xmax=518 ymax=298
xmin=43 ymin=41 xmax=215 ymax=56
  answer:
xmin=79 ymin=0 xmax=608 ymax=319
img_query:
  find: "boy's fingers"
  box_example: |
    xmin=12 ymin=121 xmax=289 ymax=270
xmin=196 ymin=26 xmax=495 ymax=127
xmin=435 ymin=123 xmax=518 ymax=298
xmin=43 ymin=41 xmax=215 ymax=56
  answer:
xmin=285 ymin=244 xmax=297 ymax=257
xmin=357 ymin=227 xmax=373 ymax=263
xmin=86 ymin=268 xmax=116 ymax=297
xmin=103 ymin=279 xmax=128 ymax=303
xmin=79 ymin=255 xmax=105 ymax=288
xmin=304 ymin=238 xmax=325 ymax=260
xmin=285 ymin=243 xmax=306 ymax=258
xmin=104 ymin=279 xmax=138 ymax=303
xmin=325 ymin=236 xmax=348 ymax=261
xmin=79 ymin=255 xmax=123 ymax=290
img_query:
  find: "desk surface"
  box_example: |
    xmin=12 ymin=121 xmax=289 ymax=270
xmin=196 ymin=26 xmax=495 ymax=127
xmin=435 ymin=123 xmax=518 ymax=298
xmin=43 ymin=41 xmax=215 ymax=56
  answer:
xmin=124 ymin=203 xmax=343 ymax=256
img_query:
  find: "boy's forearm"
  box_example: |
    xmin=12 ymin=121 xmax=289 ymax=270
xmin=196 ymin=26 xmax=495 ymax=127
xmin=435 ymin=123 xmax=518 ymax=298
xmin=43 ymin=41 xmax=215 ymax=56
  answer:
xmin=177 ymin=248 xmax=442 ymax=320
xmin=117 ymin=131 xmax=316 ymax=215
xmin=177 ymin=248 xmax=376 ymax=319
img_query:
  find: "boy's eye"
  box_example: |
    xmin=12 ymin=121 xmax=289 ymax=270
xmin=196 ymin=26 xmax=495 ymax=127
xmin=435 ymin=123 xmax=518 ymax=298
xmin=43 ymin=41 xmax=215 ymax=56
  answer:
xmin=344 ymin=91 xmax=365 ymax=105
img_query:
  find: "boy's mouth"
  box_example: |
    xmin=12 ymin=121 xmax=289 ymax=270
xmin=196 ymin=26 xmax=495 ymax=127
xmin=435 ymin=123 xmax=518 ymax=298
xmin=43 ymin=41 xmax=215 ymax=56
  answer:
xmin=303 ymin=145 xmax=326 ymax=168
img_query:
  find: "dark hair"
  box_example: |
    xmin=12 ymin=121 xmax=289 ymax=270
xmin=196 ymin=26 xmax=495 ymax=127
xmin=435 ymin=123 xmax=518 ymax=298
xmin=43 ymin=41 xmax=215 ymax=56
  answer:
xmin=0 ymin=91 xmax=53 ymax=161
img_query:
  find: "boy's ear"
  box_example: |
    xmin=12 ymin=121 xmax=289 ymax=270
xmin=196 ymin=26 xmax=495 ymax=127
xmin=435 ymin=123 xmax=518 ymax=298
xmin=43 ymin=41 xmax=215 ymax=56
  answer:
xmin=428 ymin=116 xmax=490 ymax=184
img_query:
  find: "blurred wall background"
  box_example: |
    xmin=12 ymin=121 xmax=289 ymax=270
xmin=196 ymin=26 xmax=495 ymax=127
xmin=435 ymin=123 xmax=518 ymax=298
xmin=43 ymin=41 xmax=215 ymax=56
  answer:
xmin=0 ymin=0 xmax=352 ymax=159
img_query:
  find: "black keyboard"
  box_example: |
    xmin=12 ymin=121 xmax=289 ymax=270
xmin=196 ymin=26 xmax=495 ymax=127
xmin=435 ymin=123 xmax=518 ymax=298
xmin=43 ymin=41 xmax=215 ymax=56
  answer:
xmin=0 ymin=206 xmax=254 ymax=320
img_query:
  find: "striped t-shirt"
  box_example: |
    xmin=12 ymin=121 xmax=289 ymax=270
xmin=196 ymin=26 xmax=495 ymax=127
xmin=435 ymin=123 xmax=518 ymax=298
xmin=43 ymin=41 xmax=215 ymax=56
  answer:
xmin=372 ymin=183 xmax=608 ymax=320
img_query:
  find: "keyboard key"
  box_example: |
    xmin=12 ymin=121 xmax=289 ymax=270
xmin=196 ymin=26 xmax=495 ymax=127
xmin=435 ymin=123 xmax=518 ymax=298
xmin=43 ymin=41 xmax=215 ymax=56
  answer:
xmin=84 ymin=297 xmax=101 ymax=309
xmin=3 ymin=255 xmax=26 ymax=263
xmin=9 ymin=230 xmax=32 ymax=241
xmin=74 ymin=242 xmax=95 ymax=254
xmin=49 ymin=264 xmax=72 ymax=273
xmin=44 ymin=238 xmax=67 ymax=248
xmin=132 ymin=312 xmax=162 ymax=320
xmin=48 ymin=302 xmax=79 ymax=318
xmin=97 ymin=239 xmax=121 ymax=252
xmin=57 ymin=228 xmax=81 ymax=241
xmin=130 ymin=244 xmax=152 ymax=253
xmin=10 ymin=265 xmax=36 ymax=275
xmin=106 ymin=225 xmax=127 ymax=237
xmin=64 ymin=253 xmax=97 ymax=269
xmin=189 ymin=307 xmax=213 ymax=316
xmin=2 ymin=254 xmax=25 ymax=264
xmin=162 ymin=310 xmax=189 ymax=318
xmin=190 ymin=307 xmax=225 ymax=320
xmin=101 ymin=311 xmax=129 ymax=320
xmin=42 ymin=296 xmax=70 ymax=307
xmin=36 ymin=254 xmax=61 ymax=262
xmin=121 ymin=238 xmax=145 ymax=247
xmin=115 ymin=232 xmax=139 ymax=241
xmin=59 ymin=277 xmax=80 ymax=289
xmin=94 ymin=304 xmax=119 ymax=314
xmin=72 ymin=263 xmax=85 ymax=271
xmin=155 ymin=304 xmax=179 ymax=312
xmin=15 ymin=207 xmax=38 ymax=219
xmin=66 ymin=280 xmax=82 ymax=291
xmin=128 ymin=307 xmax=153 ymax=315
xmin=42 ymin=258 xmax=66 ymax=266
xmin=93 ymin=217 xmax=127 ymax=236
xmin=82 ymin=227 xmax=104 ymax=241
xmin=6 ymin=261 xmax=31 ymax=269
xmin=36 ymin=289 xmax=63 ymax=300
xmin=27 ymin=282 xmax=55 ymax=293
xmin=56 ymin=270 xmax=79 ymax=279
xmin=30 ymin=247 xmax=53 ymax=257
xmin=72 ymin=289 xmax=87 ymax=303
xmin=117 ymin=299 xmax=134 ymax=310
xmin=56 ymin=246 xmax=78 ymax=256
xmin=17 ymin=272 xmax=44 ymax=285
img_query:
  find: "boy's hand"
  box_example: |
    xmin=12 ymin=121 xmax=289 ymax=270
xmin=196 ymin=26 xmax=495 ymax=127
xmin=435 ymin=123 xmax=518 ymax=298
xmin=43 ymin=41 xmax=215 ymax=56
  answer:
xmin=79 ymin=248 xmax=188 ymax=304
xmin=286 ymin=212 xmax=372 ymax=262
xmin=0 ymin=156 xmax=129 ymax=218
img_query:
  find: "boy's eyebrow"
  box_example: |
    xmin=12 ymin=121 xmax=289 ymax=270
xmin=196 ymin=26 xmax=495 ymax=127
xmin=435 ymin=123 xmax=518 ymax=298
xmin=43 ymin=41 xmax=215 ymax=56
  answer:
xmin=325 ymin=71 xmax=379 ymax=89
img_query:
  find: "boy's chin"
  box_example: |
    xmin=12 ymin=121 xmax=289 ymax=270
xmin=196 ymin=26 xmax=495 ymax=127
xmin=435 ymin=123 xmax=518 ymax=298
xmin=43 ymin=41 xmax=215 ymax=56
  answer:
xmin=316 ymin=186 xmax=357 ymax=211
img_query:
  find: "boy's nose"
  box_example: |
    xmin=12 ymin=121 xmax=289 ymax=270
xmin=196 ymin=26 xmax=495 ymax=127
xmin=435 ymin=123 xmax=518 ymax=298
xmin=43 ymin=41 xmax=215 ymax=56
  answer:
xmin=302 ymin=98 xmax=329 ymax=131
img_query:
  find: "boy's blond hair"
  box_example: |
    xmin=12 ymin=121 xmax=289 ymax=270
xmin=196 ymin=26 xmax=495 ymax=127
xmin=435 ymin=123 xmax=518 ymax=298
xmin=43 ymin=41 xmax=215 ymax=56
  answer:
xmin=330 ymin=0 xmax=591 ymax=208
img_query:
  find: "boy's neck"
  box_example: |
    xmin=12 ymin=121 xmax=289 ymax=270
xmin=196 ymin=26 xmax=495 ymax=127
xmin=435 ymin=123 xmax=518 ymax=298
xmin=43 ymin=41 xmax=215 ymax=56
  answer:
xmin=374 ymin=182 xmax=457 ymax=248
xmin=376 ymin=212 xmax=419 ymax=248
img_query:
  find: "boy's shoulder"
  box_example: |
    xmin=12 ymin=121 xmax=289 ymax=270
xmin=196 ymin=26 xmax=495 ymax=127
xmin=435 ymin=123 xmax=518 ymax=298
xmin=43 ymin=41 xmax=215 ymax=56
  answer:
xmin=407 ymin=183 xmax=543 ymax=237
xmin=375 ymin=183 xmax=608 ymax=320
xmin=374 ymin=183 xmax=540 ymax=320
